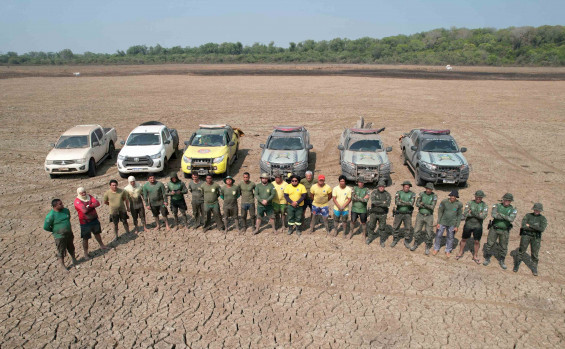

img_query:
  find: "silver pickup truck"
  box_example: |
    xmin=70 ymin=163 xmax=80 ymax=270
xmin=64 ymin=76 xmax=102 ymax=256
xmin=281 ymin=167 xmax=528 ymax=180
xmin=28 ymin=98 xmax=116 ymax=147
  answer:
xmin=259 ymin=126 xmax=312 ymax=179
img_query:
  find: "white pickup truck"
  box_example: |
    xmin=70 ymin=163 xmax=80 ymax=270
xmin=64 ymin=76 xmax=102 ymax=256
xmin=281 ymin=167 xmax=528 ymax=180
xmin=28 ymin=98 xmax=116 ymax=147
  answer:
xmin=45 ymin=124 xmax=117 ymax=178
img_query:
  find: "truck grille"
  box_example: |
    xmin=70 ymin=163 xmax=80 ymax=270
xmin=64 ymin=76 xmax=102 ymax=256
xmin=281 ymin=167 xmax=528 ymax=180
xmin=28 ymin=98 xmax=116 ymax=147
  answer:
xmin=437 ymin=166 xmax=460 ymax=171
xmin=53 ymin=160 xmax=76 ymax=165
xmin=123 ymin=156 xmax=153 ymax=167
xmin=271 ymin=163 xmax=293 ymax=170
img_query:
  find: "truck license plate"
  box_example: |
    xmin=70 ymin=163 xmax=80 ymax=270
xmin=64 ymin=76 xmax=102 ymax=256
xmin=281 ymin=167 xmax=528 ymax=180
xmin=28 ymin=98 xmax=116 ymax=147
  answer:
xmin=59 ymin=167 xmax=69 ymax=171
xmin=131 ymin=168 xmax=143 ymax=171
xmin=444 ymin=180 xmax=456 ymax=184
xmin=198 ymin=170 xmax=208 ymax=175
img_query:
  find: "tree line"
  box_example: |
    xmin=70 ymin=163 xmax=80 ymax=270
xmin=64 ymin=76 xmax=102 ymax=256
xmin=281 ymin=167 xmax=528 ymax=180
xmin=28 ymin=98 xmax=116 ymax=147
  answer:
xmin=1 ymin=26 xmax=564 ymax=66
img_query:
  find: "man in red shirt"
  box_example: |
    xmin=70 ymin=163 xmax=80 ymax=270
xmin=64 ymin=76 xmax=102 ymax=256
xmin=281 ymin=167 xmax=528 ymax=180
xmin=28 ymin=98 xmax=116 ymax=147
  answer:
xmin=73 ymin=187 xmax=109 ymax=259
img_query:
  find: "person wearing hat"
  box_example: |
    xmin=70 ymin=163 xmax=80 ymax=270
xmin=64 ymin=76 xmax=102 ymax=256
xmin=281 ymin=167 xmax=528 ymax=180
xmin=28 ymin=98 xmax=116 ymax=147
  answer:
xmin=239 ymin=172 xmax=256 ymax=232
xmin=74 ymin=187 xmax=109 ymax=258
xmin=103 ymin=179 xmax=130 ymax=240
xmin=411 ymin=182 xmax=438 ymax=255
xmin=391 ymin=181 xmax=416 ymax=248
xmin=456 ymin=190 xmax=488 ymax=263
xmin=143 ymin=174 xmax=171 ymax=231
xmin=514 ymin=203 xmax=547 ymax=276
xmin=284 ymin=174 xmax=308 ymax=235
xmin=309 ymin=174 xmax=333 ymax=234
xmin=124 ymin=176 xmax=148 ymax=232
xmin=483 ymin=193 xmax=517 ymax=269
xmin=332 ymin=175 xmax=352 ymax=237
xmin=220 ymin=176 xmax=242 ymax=233
xmin=432 ymin=190 xmax=463 ymax=257
xmin=254 ymin=173 xmax=276 ymax=234
xmin=349 ymin=179 xmax=370 ymax=240
xmin=272 ymin=174 xmax=288 ymax=231
xmin=166 ymin=173 xmax=189 ymax=229
xmin=188 ymin=173 xmax=205 ymax=229
xmin=368 ymin=180 xmax=391 ymax=246
xmin=201 ymin=174 xmax=225 ymax=232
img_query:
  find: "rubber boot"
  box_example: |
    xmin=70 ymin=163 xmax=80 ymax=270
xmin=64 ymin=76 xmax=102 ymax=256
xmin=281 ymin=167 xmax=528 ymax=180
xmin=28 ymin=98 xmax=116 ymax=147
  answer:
xmin=390 ymin=239 xmax=399 ymax=248
xmin=499 ymin=258 xmax=507 ymax=270
xmin=483 ymin=256 xmax=491 ymax=266
xmin=404 ymin=239 xmax=411 ymax=249
xmin=532 ymin=263 xmax=538 ymax=276
xmin=296 ymin=225 xmax=302 ymax=236
xmin=287 ymin=225 xmax=293 ymax=235
xmin=380 ymin=239 xmax=385 ymax=248
xmin=410 ymin=243 xmax=418 ymax=251
xmin=513 ymin=260 xmax=521 ymax=272
xmin=425 ymin=246 xmax=431 ymax=255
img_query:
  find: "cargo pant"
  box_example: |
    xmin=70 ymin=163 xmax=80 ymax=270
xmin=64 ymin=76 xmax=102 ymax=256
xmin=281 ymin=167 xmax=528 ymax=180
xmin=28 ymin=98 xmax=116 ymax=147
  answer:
xmin=414 ymin=212 xmax=434 ymax=247
xmin=287 ymin=205 xmax=304 ymax=228
xmin=517 ymin=233 xmax=541 ymax=264
xmin=368 ymin=213 xmax=387 ymax=241
xmin=393 ymin=213 xmax=413 ymax=242
xmin=484 ymin=227 xmax=510 ymax=258
xmin=192 ymin=201 xmax=205 ymax=226
xmin=204 ymin=203 xmax=224 ymax=230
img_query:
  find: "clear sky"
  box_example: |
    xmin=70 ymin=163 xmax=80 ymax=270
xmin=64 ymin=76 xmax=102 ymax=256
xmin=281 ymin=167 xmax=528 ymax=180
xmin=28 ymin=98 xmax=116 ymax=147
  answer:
xmin=1 ymin=0 xmax=563 ymax=54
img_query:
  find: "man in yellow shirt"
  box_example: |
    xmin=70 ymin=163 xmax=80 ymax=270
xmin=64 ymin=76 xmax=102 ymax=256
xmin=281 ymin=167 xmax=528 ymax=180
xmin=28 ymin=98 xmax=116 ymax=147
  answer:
xmin=332 ymin=175 xmax=352 ymax=237
xmin=309 ymin=174 xmax=332 ymax=234
xmin=283 ymin=174 xmax=307 ymax=235
xmin=272 ymin=174 xmax=288 ymax=231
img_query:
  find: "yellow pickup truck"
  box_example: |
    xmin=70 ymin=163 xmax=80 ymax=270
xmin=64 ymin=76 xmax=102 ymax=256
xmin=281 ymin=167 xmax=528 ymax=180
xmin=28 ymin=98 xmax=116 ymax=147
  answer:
xmin=181 ymin=124 xmax=243 ymax=178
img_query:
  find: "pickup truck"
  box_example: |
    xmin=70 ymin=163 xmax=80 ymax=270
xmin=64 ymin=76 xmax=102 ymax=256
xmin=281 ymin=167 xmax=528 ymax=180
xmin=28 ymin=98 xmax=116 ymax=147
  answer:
xmin=45 ymin=124 xmax=117 ymax=178
xmin=181 ymin=124 xmax=243 ymax=178
xmin=259 ymin=126 xmax=313 ymax=179
xmin=400 ymin=129 xmax=470 ymax=187
xmin=117 ymin=121 xmax=179 ymax=178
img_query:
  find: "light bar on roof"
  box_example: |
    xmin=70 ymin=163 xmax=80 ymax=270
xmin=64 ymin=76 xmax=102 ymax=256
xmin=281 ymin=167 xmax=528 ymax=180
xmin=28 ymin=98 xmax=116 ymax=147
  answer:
xmin=199 ymin=124 xmax=227 ymax=129
xmin=420 ymin=129 xmax=450 ymax=135
xmin=274 ymin=126 xmax=303 ymax=132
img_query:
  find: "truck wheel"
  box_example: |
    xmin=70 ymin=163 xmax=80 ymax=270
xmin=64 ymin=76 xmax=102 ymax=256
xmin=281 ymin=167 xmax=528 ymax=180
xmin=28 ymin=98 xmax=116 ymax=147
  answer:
xmin=415 ymin=167 xmax=425 ymax=186
xmin=225 ymin=163 xmax=231 ymax=177
xmin=160 ymin=158 xmax=168 ymax=177
xmin=401 ymin=148 xmax=407 ymax=165
xmin=107 ymin=142 xmax=115 ymax=159
xmin=119 ymin=172 xmax=128 ymax=179
xmin=171 ymin=149 xmax=178 ymax=160
xmin=458 ymin=181 xmax=467 ymax=188
xmin=87 ymin=158 xmax=96 ymax=177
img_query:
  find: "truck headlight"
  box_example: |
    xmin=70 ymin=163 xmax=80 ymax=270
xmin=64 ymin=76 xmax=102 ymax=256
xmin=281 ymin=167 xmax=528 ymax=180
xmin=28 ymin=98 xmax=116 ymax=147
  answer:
xmin=118 ymin=154 xmax=126 ymax=160
xmin=213 ymin=155 xmax=226 ymax=163
xmin=460 ymin=164 xmax=469 ymax=171
xmin=182 ymin=155 xmax=191 ymax=163
xmin=45 ymin=160 xmax=54 ymax=165
xmin=150 ymin=152 xmax=162 ymax=159
xmin=294 ymin=161 xmax=307 ymax=168
xmin=74 ymin=158 xmax=87 ymax=164
xmin=379 ymin=163 xmax=391 ymax=171
xmin=422 ymin=162 xmax=437 ymax=171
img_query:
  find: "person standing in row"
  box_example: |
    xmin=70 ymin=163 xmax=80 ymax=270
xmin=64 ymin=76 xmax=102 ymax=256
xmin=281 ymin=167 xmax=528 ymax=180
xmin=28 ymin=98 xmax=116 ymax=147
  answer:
xmin=202 ymin=174 xmax=224 ymax=232
xmin=239 ymin=172 xmax=256 ymax=232
xmin=284 ymin=174 xmax=308 ymax=235
xmin=332 ymin=175 xmax=352 ymax=236
xmin=74 ymin=187 xmax=109 ymax=257
xmin=124 ymin=176 xmax=148 ymax=232
xmin=143 ymin=174 xmax=170 ymax=231
xmin=166 ymin=173 xmax=189 ymax=229
xmin=188 ymin=173 xmax=205 ymax=229
xmin=272 ymin=174 xmax=288 ymax=231
xmin=432 ymin=190 xmax=463 ymax=257
xmin=411 ymin=183 xmax=437 ymax=255
xmin=483 ymin=193 xmax=517 ymax=270
xmin=44 ymin=199 xmax=78 ymax=271
xmin=349 ymin=180 xmax=370 ymax=240
xmin=309 ymin=174 xmax=332 ymax=234
xmin=368 ymin=180 xmax=391 ymax=246
xmin=104 ymin=179 xmax=130 ymax=240
xmin=391 ymin=181 xmax=416 ymax=248
xmin=514 ymin=203 xmax=547 ymax=276
xmin=254 ymin=173 xmax=276 ymax=234
xmin=300 ymin=171 xmax=315 ymax=223
xmin=456 ymin=190 xmax=488 ymax=263
xmin=221 ymin=176 xmax=242 ymax=233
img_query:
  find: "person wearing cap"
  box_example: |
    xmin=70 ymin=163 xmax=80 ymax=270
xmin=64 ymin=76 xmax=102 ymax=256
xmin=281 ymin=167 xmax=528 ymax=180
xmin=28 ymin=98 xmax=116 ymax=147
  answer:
xmin=188 ymin=173 xmax=205 ymax=229
xmin=220 ymin=176 xmax=242 ymax=233
xmin=432 ymin=190 xmax=463 ymax=257
xmin=44 ymin=198 xmax=78 ymax=271
xmin=142 ymin=174 xmax=171 ymax=231
xmin=74 ymin=187 xmax=109 ymax=258
xmin=103 ymin=179 xmax=130 ymax=240
xmin=309 ymin=174 xmax=333 ymax=233
xmin=514 ymin=203 xmax=547 ymax=276
xmin=391 ymin=181 xmax=416 ymax=248
xmin=411 ymin=182 xmax=438 ymax=254
xmin=254 ymin=173 xmax=276 ymax=234
xmin=332 ymin=175 xmax=353 ymax=237
xmin=284 ymin=174 xmax=308 ymax=235
xmin=300 ymin=171 xmax=315 ymax=222
xmin=166 ymin=173 xmax=189 ymax=229
xmin=272 ymin=174 xmax=288 ymax=231
xmin=456 ymin=190 xmax=488 ymax=263
xmin=239 ymin=172 xmax=256 ymax=232
xmin=124 ymin=176 xmax=148 ymax=232
xmin=201 ymin=174 xmax=224 ymax=232
xmin=368 ymin=180 xmax=391 ymax=246
xmin=483 ymin=193 xmax=517 ymax=269
xmin=349 ymin=180 xmax=370 ymax=240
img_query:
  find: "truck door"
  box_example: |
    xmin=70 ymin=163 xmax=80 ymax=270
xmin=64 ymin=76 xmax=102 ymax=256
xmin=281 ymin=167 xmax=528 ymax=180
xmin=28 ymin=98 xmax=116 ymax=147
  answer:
xmin=90 ymin=131 xmax=104 ymax=161
xmin=162 ymin=129 xmax=173 ymax=159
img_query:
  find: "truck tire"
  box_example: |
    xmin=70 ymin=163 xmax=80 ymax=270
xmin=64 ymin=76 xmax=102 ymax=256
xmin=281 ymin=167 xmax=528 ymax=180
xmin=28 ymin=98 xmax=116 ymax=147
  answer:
xmin=415 ymin=167 xmax=425 ymax=186
xmin=119 ymin=172 xmax=128 ymax=179
xmin=401 ymin=148 xmax=407 ymax=165
xmin=160 ymin=158 xmax=168 ymax=177
xmin=171 ymin=148 xmax=178 ymax=160
xmin=87 ymin=158 xmax=96 ymax=177
xmin=458 ymin=181 xmax=467 ymax=188
xmin=107 ymin=142 xmax=115 ymax=159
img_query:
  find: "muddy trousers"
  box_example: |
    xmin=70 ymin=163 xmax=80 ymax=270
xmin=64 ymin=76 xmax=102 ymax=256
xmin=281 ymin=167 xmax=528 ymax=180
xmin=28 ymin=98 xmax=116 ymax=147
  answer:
xmin=368 ymin=213 xmax=387 ymax=239
xmin=204 ymin=203 xmax=224 ymax=230
xmin=392 ymin=213 xmax=413 ymax=241
xmin=191 ymin=202 xmax=205 ymax=226
xmin=414 ymin=212 xmax=434 ymax=247
xmin=484 ymin=227 xmax=509 ymax=258
xmin=517 ymin=234 xmax=541 ymax=264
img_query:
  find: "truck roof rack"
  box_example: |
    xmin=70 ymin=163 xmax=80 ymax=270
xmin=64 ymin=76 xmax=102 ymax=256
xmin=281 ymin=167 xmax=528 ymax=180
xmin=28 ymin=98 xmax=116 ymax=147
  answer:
xmin=140 ymin=121 xmax=165 ymax=126
xmin=274 ymin=126 xmax=304 ymax=132
xmin=199 ymin=124 xmax=228 ymax=129
xmin=420 ymin=129 xmax=450 ymax=135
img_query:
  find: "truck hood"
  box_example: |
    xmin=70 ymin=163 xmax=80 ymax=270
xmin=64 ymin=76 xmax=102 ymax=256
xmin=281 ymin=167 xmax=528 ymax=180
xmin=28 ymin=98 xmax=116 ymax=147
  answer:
xmin=46 ymin=148 xmax=89 ymax=161
xmin=262 ymin=149 xmax=307 ymax=164
xmin=119 ymin=145 xmax=163 ymax=158
xmin=343 ymin=150 xmax=388 ymax=166
xmin=184 ymin=146 xmax=228 ymax=159
xmin=421 ymin=152 xmax=467 ymax=166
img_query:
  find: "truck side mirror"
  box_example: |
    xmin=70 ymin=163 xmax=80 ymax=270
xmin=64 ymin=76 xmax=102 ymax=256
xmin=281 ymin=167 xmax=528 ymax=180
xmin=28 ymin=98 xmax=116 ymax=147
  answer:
xmin=50 ymin=143 xmax=55 ymax=148
xmin=228 ymin=141 xmax=235 ymax=147
xmin=411 ymin=146 xmax=417 ymax=151
xmin=259 ymin=144 xmax=265 ymax=149
xmin=337 ymin=145 xmax=344 ymax=151
xmin=460 ymin=147 xmax=467 ymax=153
xmin=386 ymin=146 xmax=392 ymax=152
xmin=120 ymin=141 xmax=125 ymax=145
xmin=308 ymin=144 xmax=313 ymax=150
xmin=164 ymin=140 xmax=170 ymax=144
xmin=92 ymin=141 xmax=100 ymax=147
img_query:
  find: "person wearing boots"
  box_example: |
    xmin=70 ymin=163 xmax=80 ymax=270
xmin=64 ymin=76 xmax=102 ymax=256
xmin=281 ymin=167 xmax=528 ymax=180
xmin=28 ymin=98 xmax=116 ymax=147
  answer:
xmin=367 ymin=180 xmax=391 ymax=247
xmin=201 ymin=174 xmax=224 ymax=232
xmin=239 ymin=172 xmax=256 ymax=232
xmin=349 ymin=180 xmax=370 ymax=240
xmin=514 ymin=203 xmax=547 ymax=276
xmin=220 ymin=176 xmax=242 ymax=234
xmin=411 ymin=182 xmax=437 ymax=255
xmin=483 ymin=193 xmax=517 ymax=269
xmin=166 ymin=173 xmax=189 ymax=229
xmin=188 ymin=173 xmax=205 ymax=229
xmin=391 ymin=181 xmax=416 ymax=248
xmin=253 ymin=173 xmax=276 ymax=234
xmin=432 ymin=190 xmax=463 ymax=257
xmin=284 ymin=174 xmax=308 ymax=236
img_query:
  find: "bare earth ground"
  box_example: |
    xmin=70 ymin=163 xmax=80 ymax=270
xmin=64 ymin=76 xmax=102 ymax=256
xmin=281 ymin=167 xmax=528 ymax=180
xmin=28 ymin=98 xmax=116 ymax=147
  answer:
xmin=0 ymin=64 xmax=564 ymax=348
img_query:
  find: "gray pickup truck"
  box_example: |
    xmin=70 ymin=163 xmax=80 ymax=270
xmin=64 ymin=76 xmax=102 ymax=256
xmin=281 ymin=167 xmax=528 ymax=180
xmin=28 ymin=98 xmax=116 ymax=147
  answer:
xmin=259 ymin=126 xmax=313 ymax=179
xmin=400 ymin=129 xmax=470 ymax=186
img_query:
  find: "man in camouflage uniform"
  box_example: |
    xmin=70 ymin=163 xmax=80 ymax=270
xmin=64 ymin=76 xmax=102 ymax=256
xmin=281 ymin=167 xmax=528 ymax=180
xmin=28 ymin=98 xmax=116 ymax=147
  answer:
xmin=391 ymin=181 xmax=416 ymax=248
xmin=456 ymin=190 xmax=488 ymax=263
xmin=367 ymin=180 xmax=391 ymax=247
xmin=483 ymin=193 xmax=517 ymax=270
xmin=410 ymin=182 xmax=437 ymax=255
xmin=514 ymin=203 xmax=547 ymax=276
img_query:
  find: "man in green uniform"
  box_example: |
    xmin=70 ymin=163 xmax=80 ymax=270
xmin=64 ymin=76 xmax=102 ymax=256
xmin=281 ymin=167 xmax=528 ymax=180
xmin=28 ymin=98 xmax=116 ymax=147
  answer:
xmin=483 ymin=193 xmax=517 ymax=269
xmin=166 ymin=173 xmax=189 ymax=229
xmin=514 ymin=203 xmax=547 ymax=276
xmin=456 ymin=190 xmax=488 ymax=263
xmin=220 ymin=176 xmax=242 ymax=233
xmin=202 ymin=174 xmax=224 ymax=231
xmin=142 ymin=174 xmax=171 ymax=231
xmin=254 ymin=173 xmax=276 ymax=234
xmin=44 ymin=199 xmax=78 ymax=271
xmin=433 ymin=190 xmax=463 ymax=257
xmin=188 ymin=173 xmax=205 ymax=229
xmin=239 ymin=172 xmax=256 ymax=232
xmin=392 ymin=181 xmax=416 ymax=248
xmin=411 ymin=182 xmax=438 ymax=255
xmin=349 ymin=180 xmax=370 ymax=240
xmin=103 ymin=179 xmax=130 ymax=240
xmin=368 ymin=180 xmax=391 ymax=247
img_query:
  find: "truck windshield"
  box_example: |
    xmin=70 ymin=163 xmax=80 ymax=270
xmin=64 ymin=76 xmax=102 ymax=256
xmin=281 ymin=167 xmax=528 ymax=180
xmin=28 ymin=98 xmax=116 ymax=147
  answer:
xmin=421 ymin=139 xmax=459 ymax=153
xmin=348 ymin=140 xmax=382 ymax=152
xmin=268 ymin=137 xmax=303 ymax=150
xmin=190 ymin=133 xmax=226 ymax=147
xmin=126 ymin=133 xmax=161 ymax=146
xmin=55 ymin=136 xmax=88 ymax=149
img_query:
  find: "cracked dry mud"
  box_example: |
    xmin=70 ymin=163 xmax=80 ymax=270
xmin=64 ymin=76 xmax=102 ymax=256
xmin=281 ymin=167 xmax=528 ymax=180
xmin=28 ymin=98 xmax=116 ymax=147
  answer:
xmin=0 ymin=65 xmax=564 ymax=348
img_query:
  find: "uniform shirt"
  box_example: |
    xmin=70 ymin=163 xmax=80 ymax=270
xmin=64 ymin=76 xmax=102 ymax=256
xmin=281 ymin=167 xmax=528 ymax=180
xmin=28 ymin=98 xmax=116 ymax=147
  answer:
xmin=416 ymin=191 xmax=437 ymax=215
xmin=124 ymin=183 xmax=144 ymax=209
xmin=239 ymin=181 xmax=256 ymax=204
xmin=491 ymin=203 xmax=517 ymax=230
xmin=395 ymin=190 xmax=416 ymax=213
xmin=310 ymin=184 xmax=332 ymax=207
xmin=272 ymin=181 xmax=288 ymax=205
xmin=332 ymin=185 xmax=352 ymax=211
xmin=255 ymin=182 xmax=276 ymax=207
xmin=103 ymin=189 xmax=128 ymax=214
xmin=188 ymin=180 xmax=204 ymax=204
xmin=44 ymin=208 xmax=72 ymax=239
xmin=221 ymin=184 xmax=241 ymax=206
xmin=521 ymin=213 xmax=547 ymax=233
xmin=351 ymin=187 xmax=370 ymax=214
xmin=284 ymin=183 xmax=307 ymax=206
xmin=201 ymin=182 xmax=221 ymax=205
xmin=370 ymin=190 xmax=391 ymax=215
xmin=463 ymin=200 xmax=488 ymax=228
xmin=300 ymin=178 xmax=314 ymax=195
xmin=166 ymin=180 xmax=188 ymax=202
xmin=143 ymin=181 xmax=167 ymax=207
xmin=437 ymin=199 xmax=463 ymax=228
